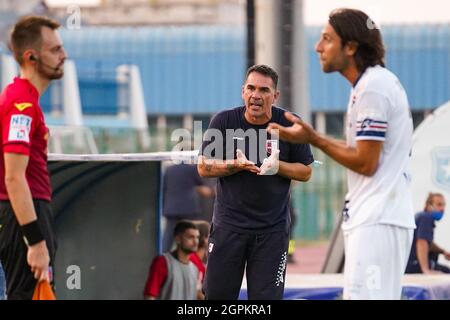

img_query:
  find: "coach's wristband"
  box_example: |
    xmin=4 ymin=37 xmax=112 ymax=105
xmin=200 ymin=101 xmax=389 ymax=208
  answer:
xmin=21 ymin=220 xmax=44 ymax=246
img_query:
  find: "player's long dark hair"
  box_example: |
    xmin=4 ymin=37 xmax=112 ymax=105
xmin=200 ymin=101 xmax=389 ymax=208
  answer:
xmin=329 ymin=8 xmax=385 ymax=72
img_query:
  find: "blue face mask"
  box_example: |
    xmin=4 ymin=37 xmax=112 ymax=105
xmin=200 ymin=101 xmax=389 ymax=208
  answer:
xmin=431 ymin=211 xmax=444 ymax=221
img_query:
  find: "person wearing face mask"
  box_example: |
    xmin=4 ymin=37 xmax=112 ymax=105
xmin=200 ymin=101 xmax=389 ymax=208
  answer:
xmin=405 ymin=193 xmax=450 ymax=274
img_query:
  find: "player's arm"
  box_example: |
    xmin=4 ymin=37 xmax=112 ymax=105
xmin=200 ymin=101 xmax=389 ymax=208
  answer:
xmin=278 ymin=162 xmax=312 ymax=182
xmin=269 ymin=113 xmax=383 ymax=176
xmin=143 ymin=256 xmax=167 ymax=300
xmin=4 ymin=152 xmax=50 ymax=281
xmin=311 ymin=136 xmax=382 ymax=177
xmin=197 ymin=155 xmax=260 ymax=178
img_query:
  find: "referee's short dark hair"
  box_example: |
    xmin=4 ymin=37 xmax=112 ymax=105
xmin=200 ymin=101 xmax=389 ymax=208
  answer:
xmin=174 ymin=220 xmax=198 ymax=237
xmin=9 ymin=15 xmax=61 ymax=65
xmin=246 ymin=64 xmax=279 ymax=89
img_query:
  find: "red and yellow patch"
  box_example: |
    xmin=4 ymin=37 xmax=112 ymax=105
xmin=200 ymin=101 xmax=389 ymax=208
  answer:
xmin=14 ymin=102 xmax=33 ymax=112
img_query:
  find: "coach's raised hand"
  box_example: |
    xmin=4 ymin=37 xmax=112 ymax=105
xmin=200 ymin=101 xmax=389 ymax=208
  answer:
xmin=197 ymin=150 xmax=260 ymax=178
xmin=267 ymin=112 xmax=317 ymax=145
xmin=236 ymin=149 xmax=260 ymax=174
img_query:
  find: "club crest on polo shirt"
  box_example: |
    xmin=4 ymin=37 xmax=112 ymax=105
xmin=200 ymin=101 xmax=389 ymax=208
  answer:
xmin=8 ymin=114 xmax=32 ymax=143
xmin=14 ymin=102 xmax=33 ymax=112
xmin=266 ymin=139 xmax=278 ymax=155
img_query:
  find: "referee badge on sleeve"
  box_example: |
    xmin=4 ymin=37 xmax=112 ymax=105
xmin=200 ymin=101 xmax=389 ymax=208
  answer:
xmin=8 ymin=114 xmax=32 ymax=143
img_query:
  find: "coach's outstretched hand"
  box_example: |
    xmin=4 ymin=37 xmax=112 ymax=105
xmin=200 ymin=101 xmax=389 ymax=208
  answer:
xmin=236 ymin=149 xmax=260 ymax=174
xmin=267 ymin=112 xmax=317 ymax=144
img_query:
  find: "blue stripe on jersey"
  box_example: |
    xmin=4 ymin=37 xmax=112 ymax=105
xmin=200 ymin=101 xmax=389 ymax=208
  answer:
xmin=356 ymin=131 xmax=386 ymax=137
xmin=356 ymin=120 xmax=387 ymax=124
xmin=356 ymin=127 xmax=387 ymax=131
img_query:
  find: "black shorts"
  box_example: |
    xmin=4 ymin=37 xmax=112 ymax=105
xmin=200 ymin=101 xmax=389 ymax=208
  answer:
xmin=204 ymin=224 xmax=289 ymax=300
xmin=0 ymin=200 xmax=57 ymax=300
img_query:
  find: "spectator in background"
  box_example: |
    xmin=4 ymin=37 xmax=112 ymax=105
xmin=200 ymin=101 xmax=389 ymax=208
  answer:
xmin=143 ymin=221 xmax=201 ymax=300
xmin=162 ymin=162 xmax=214 ymax=252
xmin=190 ymin=220 xmax=210 ymax=300
xmin=199 ymin=178 xmax=217 ymax=223
xmin=406 ymin=192 xmax=450 ymax=274
xmin=190 ymin=221 xmax=210 ymax=278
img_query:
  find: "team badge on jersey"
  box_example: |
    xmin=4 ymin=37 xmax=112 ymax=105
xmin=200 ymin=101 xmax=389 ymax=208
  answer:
xmin=432 ymin=147 xmax=450 ymax=191
xmin=8 ymin=114 xmax=32 ymax=143
xmin=14 ymin=102 xmax=33 ymax=112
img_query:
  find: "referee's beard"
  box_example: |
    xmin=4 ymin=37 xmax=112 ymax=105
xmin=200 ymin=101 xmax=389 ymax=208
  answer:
xmin=37 ymin=61 xmax=65 ymax=80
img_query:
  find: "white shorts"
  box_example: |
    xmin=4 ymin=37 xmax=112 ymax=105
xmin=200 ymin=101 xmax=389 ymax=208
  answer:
xmin=343 ymin=224 xmax=413 ymax=300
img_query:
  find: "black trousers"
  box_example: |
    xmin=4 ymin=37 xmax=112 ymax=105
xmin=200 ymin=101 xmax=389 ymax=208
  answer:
xmin=0 ymin=200 xmax=57 ymax=300
xmin=204 ymin=224 xmax=289 ymax=300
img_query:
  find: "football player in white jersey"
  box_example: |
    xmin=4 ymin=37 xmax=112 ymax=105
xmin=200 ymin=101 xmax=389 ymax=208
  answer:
xmin=268 ymin=8 xmax=415 ymax=299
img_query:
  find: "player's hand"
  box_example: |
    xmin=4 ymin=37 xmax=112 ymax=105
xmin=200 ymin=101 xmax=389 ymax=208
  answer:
xmin=27 ymin=240 xmax=50 ymax=282
xmin=267 ymin=112 xmax=316 ymax=144
xmin=236 ymin=149 xmax=260 ymax=174
xmin=258 ymin=149 xmax=280 ymax=175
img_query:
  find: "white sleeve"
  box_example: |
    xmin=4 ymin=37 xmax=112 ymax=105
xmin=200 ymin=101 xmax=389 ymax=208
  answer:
xmin=355 ymin=91 xmax=389 ymax=142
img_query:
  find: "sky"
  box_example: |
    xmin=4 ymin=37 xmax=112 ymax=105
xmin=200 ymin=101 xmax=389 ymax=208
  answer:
xmin=45 ymin=0 xmax=450 ymax=25
xmin=304 ymin=0 xmax=450 ymax=25
xmin=46 ymin=0 xmax=101 ymax=7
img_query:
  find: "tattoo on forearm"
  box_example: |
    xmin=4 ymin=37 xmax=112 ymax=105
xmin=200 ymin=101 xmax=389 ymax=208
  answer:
xmin=226 ymin=162 xmax=235 ymax=173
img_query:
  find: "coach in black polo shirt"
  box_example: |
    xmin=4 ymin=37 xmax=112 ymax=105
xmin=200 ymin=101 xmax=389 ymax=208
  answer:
xmin=198 ymin=64 xmax=313 ymax=300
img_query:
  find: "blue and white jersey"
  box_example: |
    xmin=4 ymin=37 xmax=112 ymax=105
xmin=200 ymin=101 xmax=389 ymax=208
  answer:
xmin=343 ymin=65 xmax=416 ymax=231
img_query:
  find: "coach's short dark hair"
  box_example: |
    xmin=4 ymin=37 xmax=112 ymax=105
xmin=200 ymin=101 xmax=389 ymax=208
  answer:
xmin=9 ymin=15 xmax=61 ymax=65
xmin=173 ymin=220 xmax=198 ymax=237
xmin=246 ymin=64 xmax=279 ymax=89
xmin=329 ymin=8 xmax=385 ymax=72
